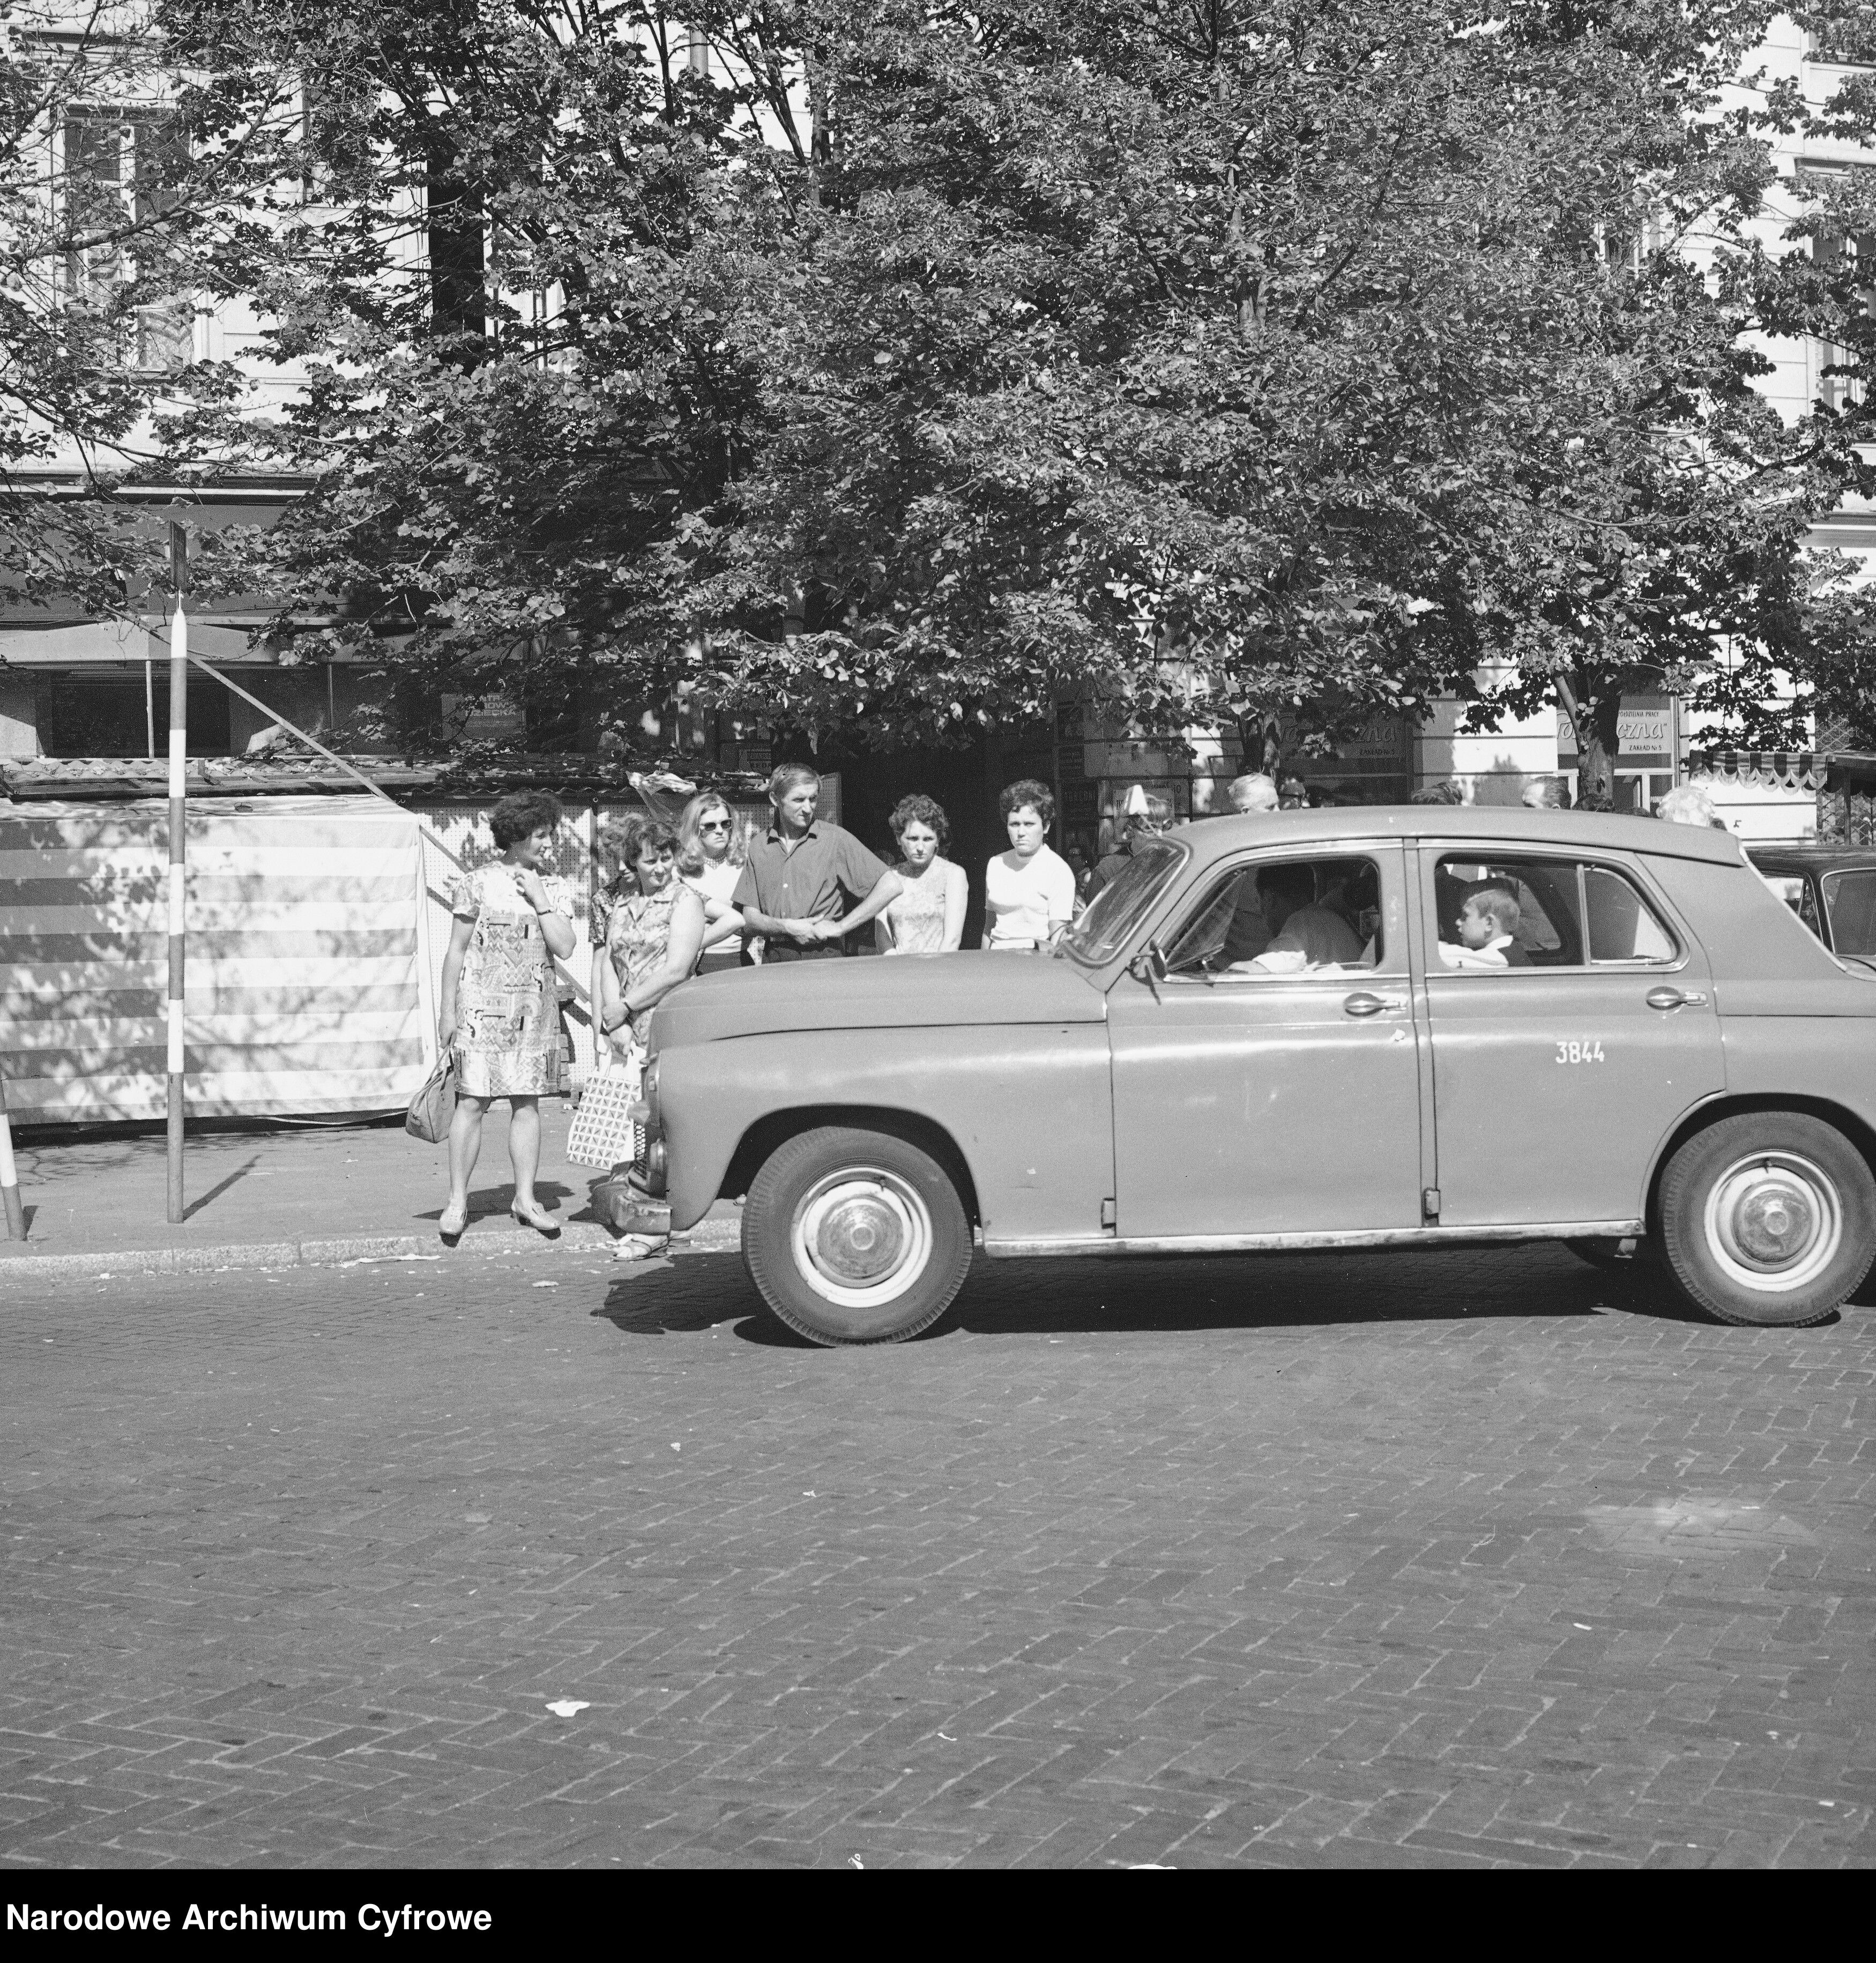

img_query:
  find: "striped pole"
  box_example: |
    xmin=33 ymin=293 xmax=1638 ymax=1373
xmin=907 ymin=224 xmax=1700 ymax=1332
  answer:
xmin=0 ymin=1066 xmax=24 ymax=1241
xmin=166 ymin=526 xmax=188 ymax=1224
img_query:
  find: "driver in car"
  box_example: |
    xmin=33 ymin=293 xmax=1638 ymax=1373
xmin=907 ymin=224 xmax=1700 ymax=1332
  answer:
xmin=1230 ymin=864 xmax=1364 ymax=974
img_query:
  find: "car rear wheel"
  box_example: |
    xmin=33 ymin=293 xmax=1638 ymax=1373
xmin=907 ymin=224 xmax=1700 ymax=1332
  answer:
xmin=742 ymin=1126 xmax=973 ymax=1345
xmin=1657 ymin=1113 xmax=1876 ymax=1327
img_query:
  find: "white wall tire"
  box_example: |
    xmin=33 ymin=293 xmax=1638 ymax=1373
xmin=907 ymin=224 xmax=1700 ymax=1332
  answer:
xmin=743 ymin=1126 xmax=973 ymax=1345
xmin=1658 ymin=1114 xmax=1876 ymax=1327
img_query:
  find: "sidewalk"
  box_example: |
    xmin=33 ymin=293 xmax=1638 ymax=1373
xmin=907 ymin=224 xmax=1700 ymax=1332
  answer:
xmin=0 ymin=1101 xmax=738 ymax=1280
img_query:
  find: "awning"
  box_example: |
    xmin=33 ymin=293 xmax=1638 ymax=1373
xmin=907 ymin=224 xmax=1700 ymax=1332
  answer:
xmin=1688 ymin=748 xmax=1876 ymax=795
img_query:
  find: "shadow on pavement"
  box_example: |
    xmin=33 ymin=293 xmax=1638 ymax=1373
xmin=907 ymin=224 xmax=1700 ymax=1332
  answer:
xmin=592 ymin=1244 xmax=1734 ymax=1345
xmin=182 ymin=1153 xmax=259 ymax=1222
xmin=412 ymin=1178 xmax=578 ymax=1225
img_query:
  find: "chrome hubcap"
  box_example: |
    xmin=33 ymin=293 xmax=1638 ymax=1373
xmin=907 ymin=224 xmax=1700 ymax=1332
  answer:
xmin=1704 ymin=1152 xmax=1842 ymax=1294
xmin=792 ymin=1169 xmax=933 ymax=1308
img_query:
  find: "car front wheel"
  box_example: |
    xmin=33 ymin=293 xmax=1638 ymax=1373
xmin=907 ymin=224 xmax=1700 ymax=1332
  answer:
xmin=742 ymin=1125 xmax=973 ymax=1345
xmin=1657 ymin=1113 xmax=1876 ymax=1327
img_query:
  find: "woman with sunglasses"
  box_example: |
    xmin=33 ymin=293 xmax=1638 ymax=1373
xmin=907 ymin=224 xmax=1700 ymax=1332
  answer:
xmin=675 ymin=792 xmax=754 ymax=970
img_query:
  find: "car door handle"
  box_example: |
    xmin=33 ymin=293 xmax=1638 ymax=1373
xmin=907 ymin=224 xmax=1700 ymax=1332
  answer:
xmin=1646 ymin=985 xmax=1709 ymax=1010
xmin=1343 ymin=991 xmax=1406 ymax=1017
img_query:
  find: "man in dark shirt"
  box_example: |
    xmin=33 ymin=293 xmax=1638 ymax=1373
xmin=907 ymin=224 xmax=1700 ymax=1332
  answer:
xmin=1087 ymin=794 xmax=1172 ymax=901
xmin=733 ymin=765 xmax=903 ymax=961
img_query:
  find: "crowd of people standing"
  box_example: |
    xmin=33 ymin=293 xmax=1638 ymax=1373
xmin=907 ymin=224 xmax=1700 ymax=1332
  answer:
xmin=430 ymin=764 xmax=1091 ymax=1241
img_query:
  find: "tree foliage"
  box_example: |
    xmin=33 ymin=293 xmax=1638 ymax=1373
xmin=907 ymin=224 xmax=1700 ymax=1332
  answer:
xmin=134 ymin=2 xmax=1876 ymax=779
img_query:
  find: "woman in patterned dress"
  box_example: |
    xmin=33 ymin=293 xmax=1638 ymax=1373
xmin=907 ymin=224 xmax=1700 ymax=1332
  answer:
xmin=875 ymin=793 xmax=967 ymax=953
xmin=437 ymin=791 xmax=577 ymax=1243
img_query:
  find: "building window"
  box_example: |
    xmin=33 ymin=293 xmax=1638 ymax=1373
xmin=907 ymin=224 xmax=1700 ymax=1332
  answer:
xmin=1811 ymin=228 xmax=1875 ymax=412
xmin=36 ymin=675 xmax=230 ymax=759
xmin=1797 ymin=162 xmax=1876 ymax=412
xmin=59 ymin=109 xmax=193 ymax=374
xmin=1806 ymin=18 xmax=1876 ymax=66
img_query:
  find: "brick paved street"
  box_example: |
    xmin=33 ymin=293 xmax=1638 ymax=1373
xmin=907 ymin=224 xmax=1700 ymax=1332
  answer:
xmin=3 ymin=1242 xmax=1873 ymax=1868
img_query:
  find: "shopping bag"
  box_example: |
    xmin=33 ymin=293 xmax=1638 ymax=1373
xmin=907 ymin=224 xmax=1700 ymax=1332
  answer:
xmin=567 ymin=1053 xmax=642 ymax=1169
xmin=405 ymin=1050 xmax=457 ymax=1144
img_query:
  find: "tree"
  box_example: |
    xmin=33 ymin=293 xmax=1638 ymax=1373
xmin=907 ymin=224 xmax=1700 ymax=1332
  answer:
xmin=149 ymin=2 xmax=1876 ymax=783
xmin=151 ymin=0 xmax=813 ymax=749
xmin=689 ymin=1 xmax=1876 ymax=798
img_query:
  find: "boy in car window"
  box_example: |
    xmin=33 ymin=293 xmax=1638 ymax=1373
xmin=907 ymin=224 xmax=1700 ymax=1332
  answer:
xmin=1438 ymin=887 xmax=1521 ymax=969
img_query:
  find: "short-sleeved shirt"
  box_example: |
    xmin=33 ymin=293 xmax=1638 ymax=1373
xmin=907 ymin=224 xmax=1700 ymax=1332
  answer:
xmin=983 ymin=844 xmax=1076 ymax=950
xmin=732 ymin=820 xmax=892 ymax=957
xmin=1249 ymin=902 xmax=1364 ymax=971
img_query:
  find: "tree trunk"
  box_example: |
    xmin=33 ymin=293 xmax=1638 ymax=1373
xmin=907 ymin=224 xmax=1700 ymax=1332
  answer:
xmin=1559 ymin=676 xmax=1622 ymax=810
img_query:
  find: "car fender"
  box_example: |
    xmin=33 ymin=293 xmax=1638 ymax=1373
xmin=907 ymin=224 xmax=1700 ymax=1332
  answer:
xmin=659 ymin=1023 xmax=1115 ymax=1237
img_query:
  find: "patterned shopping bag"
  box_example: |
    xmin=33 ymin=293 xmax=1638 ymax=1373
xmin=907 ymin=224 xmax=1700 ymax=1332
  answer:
xmin=567 ymin=1053 xmax=642 ymax=1169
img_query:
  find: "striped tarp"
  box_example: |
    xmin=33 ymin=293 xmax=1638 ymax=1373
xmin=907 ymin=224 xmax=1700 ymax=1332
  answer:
xmin=1 ymin=796 xmax=431 ymax=1122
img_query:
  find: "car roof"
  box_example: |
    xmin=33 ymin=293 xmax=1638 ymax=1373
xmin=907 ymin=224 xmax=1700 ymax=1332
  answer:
xmin=1745 ymin=844 xmax=1876 ymax=871
xmin=1170 ymin=805 xmax=1747 ymax=868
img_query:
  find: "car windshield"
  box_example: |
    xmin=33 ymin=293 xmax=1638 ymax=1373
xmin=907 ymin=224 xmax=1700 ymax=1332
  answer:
xmin=1058 ymin=837 xmax=1187 ymax=965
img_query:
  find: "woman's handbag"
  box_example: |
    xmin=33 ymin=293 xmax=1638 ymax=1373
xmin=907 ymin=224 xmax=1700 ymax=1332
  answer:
xmin=567 ymin=1050 xmax=642 ymax=1170
xmin=405 ymin=1050 xmax=458 ymax=1144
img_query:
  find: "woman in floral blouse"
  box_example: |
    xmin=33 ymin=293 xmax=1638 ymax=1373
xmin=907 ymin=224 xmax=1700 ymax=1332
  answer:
xmin=437 ymin=791 xmax=576 ymax=1242
xmin=589 ymin=813 xmax=724 ymax=1056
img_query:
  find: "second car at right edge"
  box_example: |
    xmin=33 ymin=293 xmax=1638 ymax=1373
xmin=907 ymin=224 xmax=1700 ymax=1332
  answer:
xmin=1748 ymin=843 xmax=1876 ymax=972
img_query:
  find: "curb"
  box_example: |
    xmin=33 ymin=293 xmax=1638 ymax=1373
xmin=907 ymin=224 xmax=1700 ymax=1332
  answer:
xmin=0 ymin=1218 xmax=741 ymax=1282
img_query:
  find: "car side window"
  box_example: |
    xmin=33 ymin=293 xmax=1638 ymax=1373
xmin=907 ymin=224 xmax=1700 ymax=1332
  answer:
xmin=1823 ymin=869 xmax=1876 ymax=957
xmin=1160 ymin=855 xmax=1386 ymax=979
xmin=1431 ymin=856 xmax=1678 ymax=971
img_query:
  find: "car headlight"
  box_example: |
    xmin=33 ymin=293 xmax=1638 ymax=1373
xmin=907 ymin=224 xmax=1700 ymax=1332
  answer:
xmin=627 ymin=1059 xmax=660 ymax=1137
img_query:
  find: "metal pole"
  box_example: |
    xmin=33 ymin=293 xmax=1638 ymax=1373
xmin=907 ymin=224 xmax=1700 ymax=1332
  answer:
xmin=0 ymin=1066 xmax=25 ymax=1241
xmin=166 ymin=524 xmax=188 ymax=1224
xmin=145 ymin=656 xmax=155 ymax=758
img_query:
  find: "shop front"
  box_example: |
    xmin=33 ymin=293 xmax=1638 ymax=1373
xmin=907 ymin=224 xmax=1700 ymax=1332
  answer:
xmin=1054 ymin=702 xmax=1414 ymax=865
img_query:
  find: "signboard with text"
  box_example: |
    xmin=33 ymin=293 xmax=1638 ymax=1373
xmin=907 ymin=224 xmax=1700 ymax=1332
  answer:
xmin=1559 ymin=700 xmax=1673 ymax=760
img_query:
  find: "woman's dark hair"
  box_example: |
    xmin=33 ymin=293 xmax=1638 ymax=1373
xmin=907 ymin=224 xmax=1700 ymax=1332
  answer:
xmin=603 ymin=813 xmax=680 ymax=891
xmin=889 ymin=792 xmax=950 ymax=854
xmin=489 ymin=790 xmax=563 ymax=849
xmin=999 ymin=778 xmax=1055 ymax=827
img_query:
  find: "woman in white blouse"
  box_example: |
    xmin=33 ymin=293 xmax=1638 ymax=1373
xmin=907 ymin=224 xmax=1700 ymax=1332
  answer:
xmin=876 ymin=794 xmax=967 ymax=953
xmin=982 ymin=778 xmax=1076 ymax=952
xmin=675 ymin=792 xmax=754 ymax=971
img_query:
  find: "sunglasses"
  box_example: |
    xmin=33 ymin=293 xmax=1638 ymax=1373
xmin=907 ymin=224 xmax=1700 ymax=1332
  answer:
xmin=699 ymin=818 xmax=732 ymax=833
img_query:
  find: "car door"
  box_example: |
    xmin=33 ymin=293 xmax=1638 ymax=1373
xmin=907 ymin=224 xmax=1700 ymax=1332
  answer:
xmin=1417 ymin=844 xmax=1726 ymax=1229
xmin=1106 ymin=841 xmax=1427 ymax=1238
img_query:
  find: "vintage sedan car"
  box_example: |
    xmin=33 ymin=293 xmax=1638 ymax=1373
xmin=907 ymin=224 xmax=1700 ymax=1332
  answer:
xmin=631 ymin=809 xmax=1876 ymax=1345
xmin=1746 ymin=844 xmax=1876 ymax=966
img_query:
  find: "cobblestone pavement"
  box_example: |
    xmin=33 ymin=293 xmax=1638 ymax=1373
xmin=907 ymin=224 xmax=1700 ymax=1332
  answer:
xmin=3 ymin=1242 xmax=1873 ymax=1869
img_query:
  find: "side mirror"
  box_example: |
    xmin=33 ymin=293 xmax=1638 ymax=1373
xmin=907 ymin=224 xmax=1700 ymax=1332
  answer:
xmin=1128 ymin=941 xmax=1169 ymax=991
